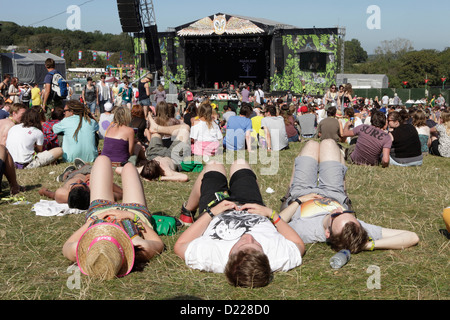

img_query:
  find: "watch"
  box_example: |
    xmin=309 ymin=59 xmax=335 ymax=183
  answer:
xmin=206 ymin=207 xmax=215 ymax=219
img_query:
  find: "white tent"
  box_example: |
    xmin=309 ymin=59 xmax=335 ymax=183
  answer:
xmin=337 ymin=74 xmax=389 ymax=89
xmin=1 ymin=53 xmax=66 ymax=85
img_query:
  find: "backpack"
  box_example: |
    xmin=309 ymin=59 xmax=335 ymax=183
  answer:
xmin=22 ymin=90 xmax=31 ymax=102
xmin=49 ymin=70 xmax=68 ymax=99
xmin=185 ymin=90 xmax=193 ymax=102
xmin=177 ymin=90 xmax=184 ymax=102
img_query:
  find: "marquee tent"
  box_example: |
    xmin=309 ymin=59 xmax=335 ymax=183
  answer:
xmin=0 ymin=53 xmax=66 ymax=85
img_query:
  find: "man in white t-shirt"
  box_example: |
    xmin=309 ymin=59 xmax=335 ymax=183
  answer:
xmin=381 ymin=94 xmax=389 ymax=107
xmin=6 ymin=109 xmax=62 ymax=169
xmin=174 ymin=159 xmax=305 ymax=288
xmin=254 ymin=85 xmax=264 ymax=106
xmin=261 ymin=105 xmax=289 ymax=151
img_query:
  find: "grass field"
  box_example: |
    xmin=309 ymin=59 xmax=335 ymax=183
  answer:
xmin=0 ymin=140 xmax=449 ymax=302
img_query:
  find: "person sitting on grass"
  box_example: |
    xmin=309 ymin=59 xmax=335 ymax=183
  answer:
xmin=0 ymin=144 xmax=25 ymax=195
xmin=137 ymin=116 xmax=190 ymax=182
xmin=52 ymin=100 xmax=99 ymax=163
xmin=62 ymin=155 xmax=164 ymax=280
xmin=387 ymin=110 xmax=423 ymax=167
xmin=279 ymin=139 xmax=420 ymax=254
xmin=101 ymin=106 xmax=144 ymax=167
xmin=39 ymin=159 xmax=123 ymax=210
xmin=6 ymin=108 xmax=63 ymax=170
xmin=342 ymin=110 xmax=392 ymax=167
xmin=429 ymin=109 xmax=450 ymax=158
xmin=173 ymin=159 xmax=305 ymax=288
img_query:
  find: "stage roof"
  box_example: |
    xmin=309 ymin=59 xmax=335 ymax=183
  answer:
xmin=176 ymin=12 xmax=298 ymax=36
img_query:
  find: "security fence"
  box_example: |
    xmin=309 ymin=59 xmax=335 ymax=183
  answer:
xmin=353 ymin=88 xmax=449 ymax=105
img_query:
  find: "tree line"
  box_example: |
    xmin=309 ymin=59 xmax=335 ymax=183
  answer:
xmin=339 ymin=38 xmax=450 ymax=89
xmin=0 ymin=21 xmax=135 ymax=68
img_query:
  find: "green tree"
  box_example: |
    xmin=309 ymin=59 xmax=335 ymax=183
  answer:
xmin=337 ymin=38 xmax=369 ymax=73
xmin=397 ymin=50 xmax=441 ymax=88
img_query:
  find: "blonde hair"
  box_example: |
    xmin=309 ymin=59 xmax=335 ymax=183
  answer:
xmin=440 ymin=110 xmax=450 ymax=135
xmin=157 ymin=84 xmax=164 ymax=92
xmin=113 ymin=106 xmax=132 ymax=126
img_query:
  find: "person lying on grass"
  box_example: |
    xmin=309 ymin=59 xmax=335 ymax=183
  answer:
xmin=173 ymin=159 xmax=306 ymax=288
xmin=130 ymin=116 xmax=191 ymax=182
xmin=39 ymin=159 xmax=122 ymax=210
xmin=279 ymin=139 xmax=419 ymax=253
xmin=62 ymin=155 xmax=164 ymax=280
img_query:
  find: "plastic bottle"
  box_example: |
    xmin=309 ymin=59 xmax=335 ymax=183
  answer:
xmin=329 ymin=249 xmax=351 ymax=269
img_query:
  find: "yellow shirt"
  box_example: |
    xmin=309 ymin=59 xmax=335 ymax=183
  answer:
xmin=31 ymin=87 xmax=41 ymax=106
xmin=251 ymin=115 xmax=265 ymax=139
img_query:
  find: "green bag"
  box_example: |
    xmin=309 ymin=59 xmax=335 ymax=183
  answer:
xmin=180 ymin=161 xmax=204 ymax=173
xmin=150 ymin=215 xmax=178 ymax=236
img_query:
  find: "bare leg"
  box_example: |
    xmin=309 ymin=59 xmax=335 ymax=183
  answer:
xmin=301 ymin=140 xmax=320 ymax=161
xmin=184 ymin=161 xmax=227 ymax=212
xmin=89 ymin=155 xmax=115 ymax=202
xmin=281 ymin=140 xmax=320 ymax=210
xmin=49 ymin=147 xmax=63 ymax=162
xmin=148 ymin=116 xmax=190 ymax=139
xmin=319 ymin=139 xmax=349 ymax=198
xmin=0 ymin=145 xmax=23 ymax=194
xmin=229 ymin=158 xmax=252 ymax=177
xmin=319 ymin=139 xmax=342 ymax=163
xmin=121 ymin=162 xmax=147 ymax=206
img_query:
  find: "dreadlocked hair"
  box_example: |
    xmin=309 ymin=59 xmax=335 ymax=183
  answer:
xmin=67 ymin=100 xmax=91 ymax=142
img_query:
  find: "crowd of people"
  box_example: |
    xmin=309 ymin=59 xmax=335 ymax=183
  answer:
xmin=1 ymin=59 xmax=449 ymax=286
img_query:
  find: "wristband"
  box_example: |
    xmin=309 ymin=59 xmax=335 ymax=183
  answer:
xmin=294 ymin=198 xmax=302 ymax=206
xmin=369 ymin=237 xmax=375 ymax=251
xmin=270 ymin=210 xmax=277 ymax=221
xmin=272 ymin=215 xmax=281 ymax=225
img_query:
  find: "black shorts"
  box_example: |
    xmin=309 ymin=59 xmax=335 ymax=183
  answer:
xmin=198 ymin=169 xmax=264 ymax=214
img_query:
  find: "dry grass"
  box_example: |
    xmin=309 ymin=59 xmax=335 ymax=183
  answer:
xmin=0 ymin=141 xmax=449 ymax=301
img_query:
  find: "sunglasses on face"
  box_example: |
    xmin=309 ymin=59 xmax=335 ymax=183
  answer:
xmin=329 ymin=210 xmax=356 ymax=230
xmin=70 ymin=182 xmax=88 ymax=189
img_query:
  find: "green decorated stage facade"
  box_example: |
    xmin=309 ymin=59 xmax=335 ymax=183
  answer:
xmin=136 ymin=13 xmax=339 ymax=95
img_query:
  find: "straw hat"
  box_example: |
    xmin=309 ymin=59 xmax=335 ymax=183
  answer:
xmin=76 ymin=223 xmax=135 ymax=279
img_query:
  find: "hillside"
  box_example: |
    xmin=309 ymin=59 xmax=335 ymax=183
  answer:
xmin=0 ymin=21 xmax=135 ymax=67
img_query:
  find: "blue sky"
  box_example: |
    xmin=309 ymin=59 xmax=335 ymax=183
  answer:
xmin=1 ymin=0 xmax=449 ymax=54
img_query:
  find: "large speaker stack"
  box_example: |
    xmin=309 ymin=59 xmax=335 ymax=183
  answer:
xmin=144 ymin=25 xmax=163 ymax=72
xmin=117 ymin=0 xmax=143 ymax=33
xmin=117 ymin=0 xmax=162 ymax=72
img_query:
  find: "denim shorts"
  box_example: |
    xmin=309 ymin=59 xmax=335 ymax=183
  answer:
xmin=139 ymin=98 xmax=151 ymax=107
xmin=389 ymin=157 xmax=423 ymax=167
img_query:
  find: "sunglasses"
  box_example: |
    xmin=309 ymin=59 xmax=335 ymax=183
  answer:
xmin=329 ymin=210 xmax=356 ymax=230
xmin=70 ymin=182 xmax=88 ymax=189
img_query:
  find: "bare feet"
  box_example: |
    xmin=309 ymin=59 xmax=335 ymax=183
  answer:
xmin=147 ymin=116 xmax=159 ymax=134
